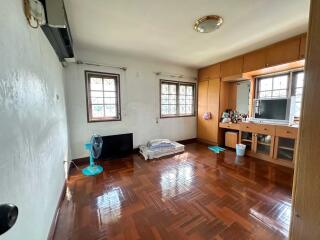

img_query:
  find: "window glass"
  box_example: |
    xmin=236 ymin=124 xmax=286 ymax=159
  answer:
xmin=160 ymin=80 xmax=195 ymax=117
xmin=86 ymin=71 xmax=121 ymax=122
xmin=293 ymin=72 xmax=304 ymax=117
xmin=257 ymin=74 xmax=288 ymax=99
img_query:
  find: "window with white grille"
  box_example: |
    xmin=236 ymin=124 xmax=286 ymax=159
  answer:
xmin=85 ymin=71 xmax=121 ymax=122
xmin=160 ymin=80 xmax=196 ymax=118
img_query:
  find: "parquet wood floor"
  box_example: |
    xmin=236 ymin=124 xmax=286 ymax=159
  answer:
xmin=53 ymin=143 xmax=293 ymax=240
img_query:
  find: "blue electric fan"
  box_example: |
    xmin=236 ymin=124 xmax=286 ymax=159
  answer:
xmin=82 ymin=134 xmax=104 ymax=176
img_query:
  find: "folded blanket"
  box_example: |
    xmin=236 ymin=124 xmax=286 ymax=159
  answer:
xmin=147 ymin=139 xmax=175 ymax=150
xmin=148 ymin=143 xmax=175 ymax=150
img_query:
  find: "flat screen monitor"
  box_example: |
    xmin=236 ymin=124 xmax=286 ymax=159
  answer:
xmin=254 ymin=99 xmax=289 ymax=121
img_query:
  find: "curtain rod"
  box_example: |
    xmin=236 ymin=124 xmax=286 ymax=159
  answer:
xmin=154 ymin=72 xmax=197 ymax=80
xmin=73 ymin=60 xmax=127 ymax=71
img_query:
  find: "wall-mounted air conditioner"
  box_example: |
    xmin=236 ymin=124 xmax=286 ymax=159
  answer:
xmin=40 ymin=0 xmax=74 ymax=61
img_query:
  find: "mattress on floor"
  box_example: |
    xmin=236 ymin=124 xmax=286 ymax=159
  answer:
xmin=139 ymin=141 xmax=185 ymax=160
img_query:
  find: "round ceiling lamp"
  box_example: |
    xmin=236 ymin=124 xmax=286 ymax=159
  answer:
xmin=194 ymin=15 xmax=223 ymax=33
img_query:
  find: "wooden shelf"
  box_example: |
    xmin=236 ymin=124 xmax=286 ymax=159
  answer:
xmin=241 ymin=139 xmax=252 ymax=142
xmin=278 ymin=146 xmax=295 ymax=151
xmin=257 ymin=141 xmax=271 ymax=146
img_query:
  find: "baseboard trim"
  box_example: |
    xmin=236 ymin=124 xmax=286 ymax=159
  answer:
xmin=133 ymin=148 xmax=139 ymax=154
xmin=70 ymin=157 xmax=89 ymax=168
xmin=196 ymin=138 xmax=218 ymax=146
xmin=47 ymin=180 xmax=66 ymax=240
xmin=177 ymin=138 xmax=197 ymax=145
xmin=70 ymin=139 xmax=196 ymax=167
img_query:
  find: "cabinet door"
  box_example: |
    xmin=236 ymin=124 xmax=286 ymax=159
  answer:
xmin=274 ymin=137 xmax=296 ymax=162
xmin=197 ymin=81 xmax=209 ymax=140
xmin=220 ymin=56 xmax=243 ymax=78
xmin=266 ymin=37 xmax=300 ymax=67
xmin=299 ymin=34 xmax=307 ymax=59
xmin=255 ymin=133 xmax=273 ymax=157
xmin=240 ymin=131 xmax=254 ymax=152
xmin=207 ymin=78 xmax=220 ymax=143
xmin=243 ymin=48 xmax=267 ymax=72
xmin=198 ymin=64 xmax=220 ymax=81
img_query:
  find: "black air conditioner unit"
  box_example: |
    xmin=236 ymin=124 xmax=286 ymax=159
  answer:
xmin=40 ymin=0 xmax=74 ymax=61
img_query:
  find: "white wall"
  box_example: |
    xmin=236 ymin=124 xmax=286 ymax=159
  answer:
xmin=0 ymin=1 xmax=70 ymax=239
xmin=65 ymin=49 xmax=197 ymax=159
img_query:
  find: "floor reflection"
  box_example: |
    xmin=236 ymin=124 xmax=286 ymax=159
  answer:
xmin=96 ymin=187 xmax=123 ymax=225
xmin=215 ymin=149 xmax=293 ymax=237
xmin=234 ymin=156 xmax=246 ymax=166
xmin=65 ymin=186 xmax=72 ymax=201
xmin=249 ymin=200 xmax=292 ymax=237
xmin=160 ymin=163 xmax=194 ymax=199
xmin=217 ymin=150 xmax=293 ymax=188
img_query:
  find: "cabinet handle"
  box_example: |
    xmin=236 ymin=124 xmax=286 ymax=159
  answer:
xmin=246 ymin=126 xmax=249 ymax=129
xmin=286 ymin=131 xmax=291 ymax=134
xmin=264 ymin=128 xmax=267 ymax=131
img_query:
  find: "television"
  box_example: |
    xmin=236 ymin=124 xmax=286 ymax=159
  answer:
xmin=254 ymin=99 xmax=290 ymax=121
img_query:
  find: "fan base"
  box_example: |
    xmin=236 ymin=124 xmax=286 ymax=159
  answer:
xmin=82 ymin=165 xmax=103 ymax=176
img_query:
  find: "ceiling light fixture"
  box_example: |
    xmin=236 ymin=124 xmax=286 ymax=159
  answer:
xmin=194 ymin=15 xmax=223 ymax=33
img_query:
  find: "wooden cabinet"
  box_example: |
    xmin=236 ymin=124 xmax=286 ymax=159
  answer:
xmin=243 ymin=48 xmax=266 ymax=72
xmin=299 ymin=33 xmax=307 ymax=59
xmin=197 ymin=81 xmax=209 ymax=140
xmin=239 ymin=122 xmax=257 ymax=132
xmin=240 ymin=123 xmax=275 ymax=159
xmin=240 ymin=131 xmax=254 ymax=154
xmin=255 ymin=124 xmax=276 ymax=136
xmin=198 ymin=33 xmax=306 ymax=82
xmin=207 ymin=78 xmax=220 ymax=143
xmin=275 ymin=126 xmax=298 ymax=139
xmin=198 ymin=64 xmax=220 ymax=81
xmin=220 ymin=56 xmax=243 ymax=78
xmin=197 ymin=79 xmax=220 ymax=144
xmin=274 ymin=126 xmax=298 ymax=167
xmin=254 ymin=133 xmax=274 ymax=158
xmin=237 ymin=123 xmax=297 ymax=168
xmin=266 ymin=36 xmax=301 ymax=67
xmin=243 ymin=35 xmax=303 ymax=72
xmin=274 ymin=137 xmax=296 ymax=162
xmin=219 ymin=122 xmax=240 ymax=130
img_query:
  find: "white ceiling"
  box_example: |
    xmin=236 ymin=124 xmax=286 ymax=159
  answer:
xmin=64 ymin=0 xmax=310 ymax=68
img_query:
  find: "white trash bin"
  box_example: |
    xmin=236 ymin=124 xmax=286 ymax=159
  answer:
xmin=236 ymin=144 xmax=246 ymax=156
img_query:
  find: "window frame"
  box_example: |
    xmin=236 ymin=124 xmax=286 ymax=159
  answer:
xmin=255 ymin=73 xmax=291 ymax=100
xmin=254 ymin=68 xmax=304 ymax=119
xmin=85 ymin=70 xmax=121 ymax=123
xmin=292 ymin=70 xmax=305 ymax=119
xmin=159 ymin=79 xmax=196 ymax=118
